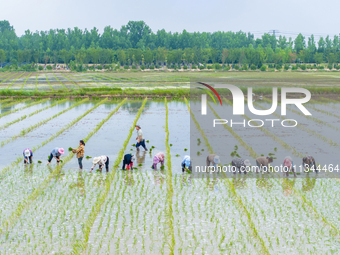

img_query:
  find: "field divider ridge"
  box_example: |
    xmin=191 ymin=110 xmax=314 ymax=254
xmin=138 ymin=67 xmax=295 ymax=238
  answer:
xmin=0 ymin=98 xmax=88 ymax=147
xmin=20 ymin=72 xmax=32 ymax=91
xmin=53 ymin=73 xmax=69 ymax=91
xmin=70 ymin=97 xmax=147 ymax=255
xmin=6 ymin=72 xmax=26 ymax=89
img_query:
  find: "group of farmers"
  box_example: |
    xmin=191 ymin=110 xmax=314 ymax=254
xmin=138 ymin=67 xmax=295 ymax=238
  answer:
xmin=22 ymin=124 xmax=316 ymax=175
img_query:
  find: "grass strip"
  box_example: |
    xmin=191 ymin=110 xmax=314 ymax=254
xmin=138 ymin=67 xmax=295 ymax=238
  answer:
xmin=67 ymin=73 xmax=93 ymax=87
xmin=82 ymin=73 xmax=106 ymax=87
xmin=71 ymin=98 xmax=147 ymax=255
xmin=0 ymin=72 xmax=18 ymax=85
xmin=0 ymin=98 xmax=13 ymax=104
xmin=255 ymin=100 xmax=339 ymax=147
xmin=35 ymin=73 xmax=38 ymax=91
xmin=45 ymin=73 xmax=53 ymax=91
xmin=221 ymin=97 xmax=340 ymax=240
xmin=20 ymin=72 xmax=32 ymax=91
xmin=0 ymin=98 xmax=111 ymax=233
xmin=60 ymin=73 xmax=81 ymax=89
xmin=165 ymin=98 xmax=175 ymax=254
xmin=184 ymin=97 xmax=270 ymax=255
xmin=0 ymin=98 xmax=49 ymax=120
xmin=6 ymin=72 xmax=25 ymax=89
xmin=0 ymin=98 xmax=107 ymax=181
xmin=0 ymin=98 xmax=87 ymax=147
xmin=0 ymin=98 xmax=66 ymax=130
xmin=0 ymin=98 xmax=27 ymax=110
xmin=53 ymin=73 xmax=69 ymax=91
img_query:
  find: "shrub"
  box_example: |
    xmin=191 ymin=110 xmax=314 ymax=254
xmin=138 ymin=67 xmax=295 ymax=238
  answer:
xmin=234 ymin=65 xmax=240 ymax=70
xmin=224 ymin=66 xmax=231 ymax=71
xmin=141 ymin=65 xmax=145 ymax=70
xmin=183 ymin=65 xmax=188 ymax=70
xmin=149 ymin=65 xmax=155 ymax=70
xmin=213 ymin=63 xmax=222 ymax=70
xmin=335 ymin=65 xmax=340 ymax=70
xmin=131 ymin=65 xmax=137 ymax=69
xmin=260 ymin=65 xmax=267 ymax=71
xmin=306 ymin=64 xmax=312 ymax=69
xmin=242 ymin=64 xmax=248 ymax=71
xmin=199 ymin=65 xmax=204 ymax=70
xmin=328 ymin=64 xmax=333 ymax=70
xmin=207 ymin=65 xmax=213 ymax=70
xmin=276 ymin=64 xmax=282 ymax=70
xmin=291 ymin=65 xmax=297 ymax=70
xmin=300 ymin=64 xmax=306 ymax=70
xmin=250 ymin=64 xmax=257 ymax=70
xmin=268 ymin=64 xmax=274 ymax=68
xmin=46 ymin=65 xmax=52 ymax=70
xmin=284 ymin=64 xmax=289 ymax=71
xmin=97 ymin=65 xmax=103 ymax=70
xmin=191 ymin=65 xmax=197 ymax=69
xmin=38 ymin=66 xmax=44 ymax=71
xmin=317 ymin=65 xmax=324 ymax=70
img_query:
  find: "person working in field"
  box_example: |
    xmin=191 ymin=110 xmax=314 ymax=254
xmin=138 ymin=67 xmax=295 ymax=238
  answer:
xmin=152 ymin=152 xmax=165 ymax=169
xmin=72 ymin=140 xmax=85 ymax=170
xmin=283 ymin=156 xmax=296 ymax=177
xmin=122 ymin=154 xmax=135 ymax=170
xmin=255 ymin=156 xmax=273 ymax=172
xmin=47 ymin=147 xmax=64 ymax=165
xmin=231 ymin=158 xmax=251 ymax=174
xmin=90 ymin=156 xmax=109 ymax=172
xmin=181 ymin=155 xmax=192 ymax=172
xmin=302 ymin=155 xmax=317 ymax=173
xmin=135 ymin=125 xmax=148 ymax=151
xmin=206 ymin=154 xmax=221 ymax=168
xmin=23 ymin=148 xmax=33 ymax=164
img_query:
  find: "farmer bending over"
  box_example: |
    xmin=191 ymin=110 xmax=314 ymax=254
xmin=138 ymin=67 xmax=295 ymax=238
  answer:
xmin=47 ymin=147 xmax=64 ymax=165
xmin=91 ymin=156 xmax=109 ymax=172
xmin=255 ymin=156 xmax=273 ymax=172
xmin=181 ymin=155 xmax=192 ymax=172
xmin=152 ymin=152 xmax=165 ymax=169
xmin=206 ymin=154 xmax=221 ymax=168
xmin=231 ymin=158 xmax=251 ymax=174
xmin=283 ymin=156 xmax=296 ymax=177
xmin=23 ymin=148 xmax=33 ymax=164
xmin=302 ymin=155 xmax=317 ymax=173
xmin=72 ymin=140 xmax=85 ymax=170
xmin=135 ymin=125 xmax=148 ymax=151
xmin=122 ymin=154 xmax=135 ymax=170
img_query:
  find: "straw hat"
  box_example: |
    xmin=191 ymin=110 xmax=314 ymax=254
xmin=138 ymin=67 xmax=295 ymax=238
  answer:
xmin=93 ymin=157 xmax=100 ymax=164
xmin=244 ymin=159 xmax=251 ymax=166
xmin=24 ymin=149 xmax=31 ymax=157
xmin=58 ymin=148 xmax=64 ymax=155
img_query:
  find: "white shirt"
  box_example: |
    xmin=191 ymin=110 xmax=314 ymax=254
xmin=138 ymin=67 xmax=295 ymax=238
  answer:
xmin=91 ymin=156 xmax=107 ymax=170
xmin=137 ymin=129 xmax=144 ymax=140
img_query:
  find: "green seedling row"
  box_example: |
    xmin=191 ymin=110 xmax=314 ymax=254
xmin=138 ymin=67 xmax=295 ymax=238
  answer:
xmin=6 ymin=72 xmax=26 ymax=89
xmin=60 ymin=73 xmax=81 ymax=89
xmin=53 ymin=73 xmax=69 ymax=91
xmin=20 ymin=72 xmax=32 ymax=91
xmin=45 ymin=73 xmax=53 ymax=91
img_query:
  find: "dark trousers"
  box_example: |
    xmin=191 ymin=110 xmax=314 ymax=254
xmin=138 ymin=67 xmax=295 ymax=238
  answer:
xmin=48 ymin=153 xmax=60 ymax=163
xmin=122 ymin=154 xmax=132 ymax=170
xmin=136 ymin=139 xmax=147 ymax=150
xmin=24 ymin=156 xmax=33 ymax=164
xmin=182 ymin=162 xmax=192 ymax=172
xmin=78 ymin=157 xmax=83 ymax=169
xmin=105 ymin=156 xmax=109 ymax=172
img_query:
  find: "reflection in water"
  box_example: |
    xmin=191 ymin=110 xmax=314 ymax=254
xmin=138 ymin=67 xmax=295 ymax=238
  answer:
xmin=256 ymin=177 xmax=274 ymax=190
xmin=69 ymin=171 xmax=85 ymax=196
xmin=207 ymin=178 xmax=219 ymax=192
xmin=181 ymin=174 xmax=192 ymax=186
xmin=153 ymin=170 xmax=165 ymax=186
xmin=124 ymin=172 xmax=136 ymax=186
xmin=121 ymin=101 xmax=151 ymax=114
xmin=232 ymin=177 xmax=248 ymax=189
xmin=282 ymin=178 xmax=296 ymax=197
xmin=48 ymin=165 xmax=65 ymax=182
xmin=302 ymin=178 xmax=316 ymax=192
xmin=24 ymin=164 xmax=34 ymax=181
xmin=136 ymin=151 xmax=146 ymax=165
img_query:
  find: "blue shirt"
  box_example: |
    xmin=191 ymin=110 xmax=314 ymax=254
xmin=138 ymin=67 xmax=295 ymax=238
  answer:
xmin=51 ymin=147 xmax=61 ymax=157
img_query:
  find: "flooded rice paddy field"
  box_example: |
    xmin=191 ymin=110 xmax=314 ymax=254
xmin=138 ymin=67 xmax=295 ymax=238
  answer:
xmin=0 ymin=98 xmax=340 ymax=254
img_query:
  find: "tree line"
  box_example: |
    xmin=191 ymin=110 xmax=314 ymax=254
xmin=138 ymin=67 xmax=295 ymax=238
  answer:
xmin=0 ymin=20 xmax=340 ymax=68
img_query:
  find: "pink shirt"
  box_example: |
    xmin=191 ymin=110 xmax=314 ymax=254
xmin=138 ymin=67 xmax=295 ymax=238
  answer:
xmin=283 ymin=158 xmax=292 ymax=168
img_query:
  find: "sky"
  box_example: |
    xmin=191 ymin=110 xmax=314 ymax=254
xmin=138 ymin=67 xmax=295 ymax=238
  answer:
xmin=1 ymin=0 xmax=339 ymax=40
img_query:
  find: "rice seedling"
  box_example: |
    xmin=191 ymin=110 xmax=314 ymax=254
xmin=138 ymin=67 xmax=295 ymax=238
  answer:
xmin=0 ymin=98 xmax=27 ymax=110
xmin=175 ymin=154 xmax=180 ymax=157
xmin=20 ymin=72 xmax=32 ymax=91
xmin=53 ymin=73 xmax=69 ymax=91
xmin=60 ymin=73 xmax=81 ymax=90
xmin=0 ymin=98 xmax=108 ymax=180
xmin=0 ymin=98 xmax=67 ymax=130
xmin=146 ymin=140 xmax=150 ymax=143
xmin=6 ymin=72 xmax=25 ymax=89
xmin=85 ymin=156 xmax=92 ymax=159
xmin=0 ymin=98 xmax=48 ymax=120
xmin=0 ymin=72 xmax=18 ymax=85
xmin=184 ymin=148 xmax=188 ymax=151
xmin=67 ymin=73 xmax=94 ymax=87
xmin=45 ymin=73 xmax=53 ymax=91
xmin=35 ymin=73 xmax=38 ymax=91
xmin=1 ymin=98 xmax=85 ymax=147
